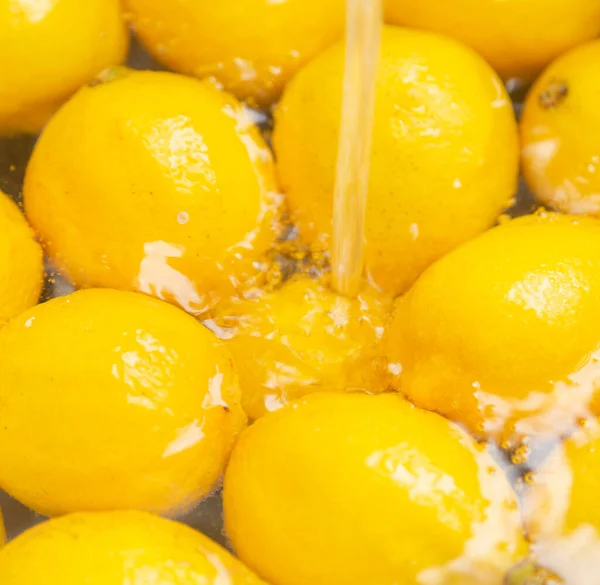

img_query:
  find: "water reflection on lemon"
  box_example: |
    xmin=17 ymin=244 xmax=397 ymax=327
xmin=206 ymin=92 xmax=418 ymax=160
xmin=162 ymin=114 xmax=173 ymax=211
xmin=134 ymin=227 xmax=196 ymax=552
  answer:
xmin=24 ymin=69 xmax=281 ymax=317
xmin=274 ymin=25 xmax=518 ymax=297
xmin=524 ymin=424 xmax=600 ymax=585
xmin=0 ymin=289 xmax=246 ymax=517
xmin=224 ymin=392 xmax=526 ymax=585
xmin=386 ymin=212 xmax=600 ymax=444
xmin=212 ymin=278 xmax=391 ymax=420
xmin=522 ymin=40 xmax=600 ymax=216
xmin=123 ymin=0 xmax=345 ymax=108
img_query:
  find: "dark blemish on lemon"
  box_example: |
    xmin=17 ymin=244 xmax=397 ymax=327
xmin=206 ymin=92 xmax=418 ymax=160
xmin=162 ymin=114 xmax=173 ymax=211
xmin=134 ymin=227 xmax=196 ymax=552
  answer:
xmin=538 ymin=79 xmax=568 ymax=110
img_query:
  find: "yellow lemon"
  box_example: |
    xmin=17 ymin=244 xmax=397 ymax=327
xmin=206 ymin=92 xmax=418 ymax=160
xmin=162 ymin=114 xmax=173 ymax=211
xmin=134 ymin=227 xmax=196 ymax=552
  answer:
xmin=385 ymin=0 xmax=600 ymax=82
xmin=224 ymin=392 xmax=526 ymax=585
xmin=0 ymin=289 xmax=246 ymax=517
xmin=0 ymin=510 xmax=266 ymax=584
xmin=522 ymin=40 xmax=600 ymax=216
xmin=24 ymin=69 xmax=281 ymax=316
xmin=523 ymin=428 xmax=600 ymax=584
xmin=0 ymin=190 xmax=43 ymax=327
xmin=124 ymin=0 xmax=345 ymax=108
xmin=386 ymin=213 xmax=600 ymax=443
xmin=274 ymin=26 xmax=518 ymax=297
xmin=214 ymin=278 xmax=391 ymax=420
xmin=0 ymin=0 xmax=128 ymax=135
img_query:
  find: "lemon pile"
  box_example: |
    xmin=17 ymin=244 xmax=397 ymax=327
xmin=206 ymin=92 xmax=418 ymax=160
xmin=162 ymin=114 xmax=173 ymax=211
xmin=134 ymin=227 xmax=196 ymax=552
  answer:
xmin=2 ymin=0 xmax=600 ymax=583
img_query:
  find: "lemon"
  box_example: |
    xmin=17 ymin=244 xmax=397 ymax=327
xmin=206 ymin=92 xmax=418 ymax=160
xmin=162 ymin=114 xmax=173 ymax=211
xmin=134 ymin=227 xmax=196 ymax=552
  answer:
xmin=124 ymin=0 xmax=345 ymax=108
xmin=0 ymin=289 xmax=246 ymax=517
xmin=523 ymin=428 xmax=600 ymax=585
xmin=0 ymin=510 xmax=266 ymax=584
xmin=522 ymin=40 xmax=600 ymax=216
xmin=385 ymin=0 xmax=600 ymax=82
xmin=224 ymin=392 xmax=526 ymax=585
xmin=24 ymin=69 xmax=281 ymax=316
xmin=386 ymin=213 xmax=600 ymax=443
xmin=214 ymin=278 xmax=391 ymax=420
xmin=0 ymin=190 xmax=43 ymax=327
xmin=274 ymin=26 xmax=518 ymax=297
xmin=0 ymin=0 xmax=128 ymax=135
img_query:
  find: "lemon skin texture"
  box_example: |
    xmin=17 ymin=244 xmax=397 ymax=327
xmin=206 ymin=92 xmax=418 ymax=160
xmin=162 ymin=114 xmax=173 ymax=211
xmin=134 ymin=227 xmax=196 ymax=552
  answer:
xmin=0 ymin=289 xmax=246 ymax=517
xmin=0 ymin=0 xmax=128 ymax=135
xmin=0 ymin=191 xmax=43 ymax=327
xmin=215 ymin=278 xmax=391 ymax=420
xmin=522 ymin=40 xmax=600 ymax=216
xmin=124 ymin=0 xmax=345 ymax=108
xmin=386 ymin=213 xmax=600 ymax=442
xmin=274 ymin=26 xmax=518 ymax=296
xmin=384 ymin=0 xmax=600 ymax=83
xmin=0 ymin=511 xmax=267 ymax=585
xmin=224 ymin=392 xmax=526 ymax=585
xmin=24 ymin=69 xmax=281 ymax=317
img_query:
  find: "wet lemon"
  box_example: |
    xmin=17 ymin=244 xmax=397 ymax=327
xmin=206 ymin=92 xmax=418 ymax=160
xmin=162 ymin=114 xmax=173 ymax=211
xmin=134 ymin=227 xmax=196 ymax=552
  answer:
xmin=214 ymin=278 xmax=391 ymax=420
xmin=274 ymin=26 xmax=518 ymax=297
xmin=224 ymin=392 xmax=525 ymax=585
xmin=0 ymin=190 xmax=43 ymax=327
xmin=522 ymin=40 xmax=600 ymax=216
xmin=24 ymin=69 xmax=281 ymax=316
xmin=0 ymin=510 xmax=266 ymax=584
xmin=385 ymin=0 xmax=600 ymax=83
xmin=386 ymin=213 xmax=600 ymax=442
xmin=523 ymin=429 xmax=600 ymax=584
xmin=0 ymin=0 xmax=128 ymax=135
xmin=124 ymin=0 xmax=345 ymax=108
xmin=0 ymin=289 xmax=246 ymax=517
